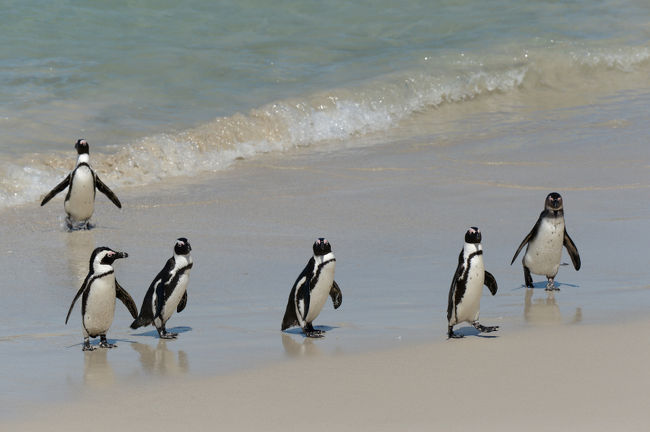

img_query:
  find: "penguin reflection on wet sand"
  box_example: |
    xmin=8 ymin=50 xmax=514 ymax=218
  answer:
xmin=447 ymin=227 xmax=499 ymax=339
xmin=511 ymin=192 xmax=581 ymax=291
xmin=281 ymin=238 xmax=342 ymax=338
xmin=40 ymin=139 xmax=122 ymax=230
xmin=131 ymin=238 xmax=193 ymax=339
xmin=65 ymin=247 xmax=138 ymax=351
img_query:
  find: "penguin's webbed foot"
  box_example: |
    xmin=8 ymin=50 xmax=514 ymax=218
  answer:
xmin=304 ymin=330 xmax=325 ymax=338
xmin=545 ymin=279 xmax=560 ymax=291
xmin=473 ymin=322 xmax=499 ymax=333
xmin=99 ymin=336 xmax=117 ymax=349
xmin=158 ymin=328 xmax=178 ymax=339
xmin=159 ymin=332 xmax=178 ymax=339
xmin=99 ymin=341 xmax=117 ymax=349
xmin=303 ymin=324 xmax=325 ymax=338
xmin=82 ymin=343 xmax=96 ymax=351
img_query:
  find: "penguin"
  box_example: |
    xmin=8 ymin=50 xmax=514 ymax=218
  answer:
xmin=40 ymin=139 xmax=122 ymax=229
xmin=510 ymin=192 xmax=581 ymax=291
xmin=65 ymin=247 xmax=138 ymax=351
xmin=281 ymin=238 xmax=342 ymax=338
xmin=130 ymin=238 xmax=193 ymax=339
xmin=447 ymin=227 xmax=499 ymax=339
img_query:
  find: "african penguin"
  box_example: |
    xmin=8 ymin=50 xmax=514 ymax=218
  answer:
xmin=510 ymin=192 xmax=581 ymax=291
xmin=130 ymin=238 xmax=193 ymax=339
xmin=447 ymin=227 xmax=499 ymax=339
xmin=41 ymin=139 xmax=122 ymax=229
xmin=65 ymin=247 xmax=138 ymax=351
xmin=281 ymin=238 xmax=342 ymax=338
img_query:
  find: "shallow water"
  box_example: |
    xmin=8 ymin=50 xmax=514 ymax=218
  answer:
xmin=1 ymin=0 xmax=649 ymax=206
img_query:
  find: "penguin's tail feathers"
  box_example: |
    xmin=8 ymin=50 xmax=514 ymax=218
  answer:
xmin=130 ymin=316 xmax=150 ymax=330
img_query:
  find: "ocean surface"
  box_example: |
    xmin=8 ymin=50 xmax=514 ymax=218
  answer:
xmin=1 ymin=0 xmax=649 ymax=207
xmin=1 ymin=0 xmax=650 ymax=421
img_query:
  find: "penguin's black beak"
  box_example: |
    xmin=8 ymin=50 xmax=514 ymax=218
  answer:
xmin=116 ymin=252 xmax=128 ymax=259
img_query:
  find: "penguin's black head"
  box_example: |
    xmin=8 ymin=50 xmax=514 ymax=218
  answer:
xmin=75 ymin=139 xmax=89 ymax=155
xmin=464 ymin=227 xmax=482 ymax=244
xmin=545 ymin=192 xmax=564 ymax=212
xmin=312 ymin=238 xmax=332 ymax=256
xmin=89 ymin=246 xmax=128 ymax=271
xmin=174 ymin=237 xmax=192 ymax=255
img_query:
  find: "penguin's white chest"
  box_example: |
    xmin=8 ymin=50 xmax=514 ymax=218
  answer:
xmin=524 ymin=217 xmax=564 ymax=277
xmin=454 ymin=255 xmax=484 ymax=324
xmin=161 ymin=271 xmax=190 ymax=323
xmin=65 ymin=166 xmax=95 ymax=221
xmin=83 ymin=274 xmax=116 ymax=336
xmin=305 ymin=257 xmax=335 ymax=323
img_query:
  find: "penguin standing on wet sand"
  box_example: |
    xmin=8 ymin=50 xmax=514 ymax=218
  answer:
xmin=510 ymin=192 xmax=581 ymax=291
xmin=40 ymin=139 xmax=122 ymax=229
xmin=447 ymin=227 xmax=499 ymax=339
xmin=130 ymin=238 xmax=193 ymax=339
xmin=281 ymin=238 xmax=342 ymax=338
xmin=65 ymin=247 xmax=138 ymax=351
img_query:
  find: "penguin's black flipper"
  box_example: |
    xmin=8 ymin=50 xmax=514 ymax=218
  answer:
xmin=484 ymin=271 xmax=498 ymax=296
xmin=563 ymin=229 xmax=581 ymax=271
xmin=447 ymin=250 xmax=465 ymax=322
xmin=116 ymin=280 xmax=138 ymax=319
xmin=281 ymin=286 xmax=299 ymax=331
xmin=510 ymin=213 xmax=542 ymax=265
xmin=155 ymin=278 xmax=166 ymax=319
xmin=177 ymin=291 xmax=187 ymax=313
xmin=281 ymin=259 xmax=314 ymax=331
xmin=329 ymin=281 xmax=342 ymax=309
xmin=41 ymin=174 xmax=71 ymax=206
xmin=295 ymin=277 xmax=311 ymax=326
xmin=95 ymin=175 xmax=122 ymax=208
xmin=65 ymin=274 xmax=91 ymax=324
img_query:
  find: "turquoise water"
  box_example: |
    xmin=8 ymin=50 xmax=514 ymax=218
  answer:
xmin=1 ymin=0 xmax=649 ymax=205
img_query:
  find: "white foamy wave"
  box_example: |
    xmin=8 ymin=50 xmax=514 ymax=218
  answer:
xmin=1 ymin=45 xmax=648 ymax=210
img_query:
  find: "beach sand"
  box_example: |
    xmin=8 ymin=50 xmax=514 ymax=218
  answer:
xmin=5 ymin=320 xmax=650 ymax=431
xmin=1 ymin=88 xmax=649 ymax=429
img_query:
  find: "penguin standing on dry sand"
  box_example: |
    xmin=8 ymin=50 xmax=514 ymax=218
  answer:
xmin=511 ymin=192 xmax=581 ymax=291
xmin=130 ymin=238 xmax=193 ymax=339
xmin=40 ymin=139 xmax=121 ymax=229
xmin=282 ymin=238 xmax=342 ymax=338
xmin=65 ymin=247 xmax=138 ymax=351
xmin=447 ymin=227 xmax=499 ymax=339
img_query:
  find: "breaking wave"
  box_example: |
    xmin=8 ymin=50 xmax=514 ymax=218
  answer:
xmin=1 ymin=45 xmax=648 ymax=209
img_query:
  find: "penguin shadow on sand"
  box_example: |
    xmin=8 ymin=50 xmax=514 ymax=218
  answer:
xmin=446 ymin=325 xmax=500 ymax=339
xmin=522 ymin=285 xmax=582 ymax=325
xmin=130 ymin=326 xmax=192 ymax=339
xmin=130 ymin=340 xmax=189 ymax=376
xmin=82 ymin=348 xmax=116 ymax=389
